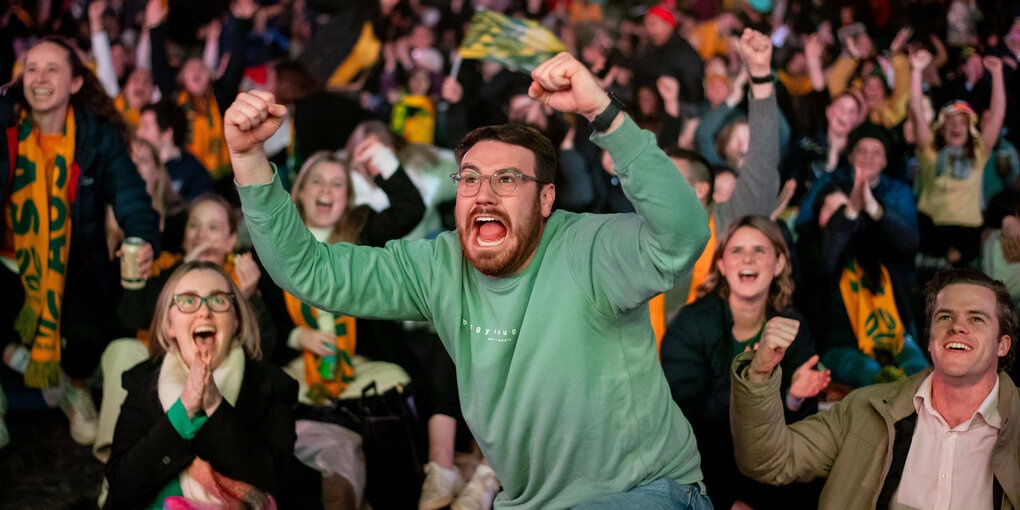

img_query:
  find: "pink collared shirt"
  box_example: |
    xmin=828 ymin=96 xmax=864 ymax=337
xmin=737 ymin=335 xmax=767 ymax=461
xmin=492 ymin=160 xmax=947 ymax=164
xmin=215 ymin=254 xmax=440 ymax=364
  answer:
xmin=891 ymin=373 xmax=1000 ymax=510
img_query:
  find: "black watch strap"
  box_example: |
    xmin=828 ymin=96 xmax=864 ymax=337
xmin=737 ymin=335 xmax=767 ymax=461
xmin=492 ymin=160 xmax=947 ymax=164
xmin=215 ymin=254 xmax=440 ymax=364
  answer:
xmin=590 ymin=91 xmax=624 ymax=132
xmin=749 ymin=71 xmax=775 ymax=84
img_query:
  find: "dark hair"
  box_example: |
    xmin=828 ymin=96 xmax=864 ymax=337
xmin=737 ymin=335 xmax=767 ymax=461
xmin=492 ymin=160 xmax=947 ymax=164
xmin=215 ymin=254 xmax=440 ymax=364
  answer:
xmin=8 ymin=36 xmax=131 ymax=143
xmin=923 ymin=268 xmax=1017 ymax=372
xmin=665 ymin=146 xmax=713 ymax=186
xmin=455 ymin=124 xmax=557 ymax=184
xmin=141 ymin=100 xmax=189 ymax=148
xmin=271 ymin=60 xmax=323 ymax=105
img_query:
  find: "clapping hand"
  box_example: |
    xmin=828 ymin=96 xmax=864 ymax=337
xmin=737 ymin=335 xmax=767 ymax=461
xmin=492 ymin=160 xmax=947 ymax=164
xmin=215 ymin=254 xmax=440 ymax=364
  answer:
xmin=788 ymin=355 xmax=831 ymax=401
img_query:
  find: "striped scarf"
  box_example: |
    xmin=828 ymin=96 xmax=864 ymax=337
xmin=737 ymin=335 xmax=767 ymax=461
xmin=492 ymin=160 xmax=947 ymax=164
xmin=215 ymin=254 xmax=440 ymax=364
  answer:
xmin=10 ymin=108 xmax=76 ymax=388
xmin=177 ymin=91 xmax=231 ymax=181
xmin=283 ymin=292 xmax=356 ymax=401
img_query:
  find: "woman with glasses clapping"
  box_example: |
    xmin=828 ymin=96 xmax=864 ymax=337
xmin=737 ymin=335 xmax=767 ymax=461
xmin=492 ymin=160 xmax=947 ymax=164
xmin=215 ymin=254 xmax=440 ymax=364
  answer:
xmin=105 ymin=261 xmax=297 ymax=509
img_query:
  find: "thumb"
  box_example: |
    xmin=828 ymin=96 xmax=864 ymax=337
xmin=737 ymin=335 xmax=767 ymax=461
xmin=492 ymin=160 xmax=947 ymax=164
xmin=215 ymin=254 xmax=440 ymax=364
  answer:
xmin=268 ymin=103 xmax=287 ymax=117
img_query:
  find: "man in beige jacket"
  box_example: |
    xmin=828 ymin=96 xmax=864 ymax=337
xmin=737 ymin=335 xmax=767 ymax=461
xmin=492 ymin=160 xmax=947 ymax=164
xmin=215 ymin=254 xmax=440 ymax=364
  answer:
xmin=731 ymin=268 xmax=1020 ymax=509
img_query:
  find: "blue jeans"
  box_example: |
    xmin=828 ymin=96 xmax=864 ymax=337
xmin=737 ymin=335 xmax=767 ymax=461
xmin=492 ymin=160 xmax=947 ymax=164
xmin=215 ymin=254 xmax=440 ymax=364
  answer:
xmin=571 ymin=478 xmax=714 ymax=510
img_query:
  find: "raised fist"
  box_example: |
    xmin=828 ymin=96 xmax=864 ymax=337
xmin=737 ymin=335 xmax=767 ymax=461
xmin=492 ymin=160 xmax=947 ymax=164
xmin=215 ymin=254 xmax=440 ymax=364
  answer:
xmin=224 ymin=90 xmax=287 ymax=156
xmin=528 ymin=52 xmax=610 ymax=122
xmin=738 ymin=28 xmax=773 ymax=76
xmin=748 ymin=317 xmax=800 ymax=380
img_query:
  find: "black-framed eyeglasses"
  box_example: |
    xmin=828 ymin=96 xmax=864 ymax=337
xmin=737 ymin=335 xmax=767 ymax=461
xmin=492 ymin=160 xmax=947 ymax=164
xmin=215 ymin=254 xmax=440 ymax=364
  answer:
xmin=172 ymin=292 xmax=235 ymax=313
xmin=449 ymin=169 xmax=548 ymax=197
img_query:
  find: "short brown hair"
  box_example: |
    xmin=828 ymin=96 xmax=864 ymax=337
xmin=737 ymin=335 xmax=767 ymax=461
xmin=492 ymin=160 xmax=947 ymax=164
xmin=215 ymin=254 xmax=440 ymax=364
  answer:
xmin=454 ymin=124 xmax=557 ymax=184
xmin=148 ymin=261 xmax=262 ymax=360
xmin=923 ymin=268 xmax=1017 ymax=372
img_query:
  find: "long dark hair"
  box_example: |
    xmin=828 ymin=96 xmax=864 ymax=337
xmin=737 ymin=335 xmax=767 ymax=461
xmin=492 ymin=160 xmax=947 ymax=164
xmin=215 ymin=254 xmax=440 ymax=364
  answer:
xmin=6 ymin=36 xmax=132 ymax=143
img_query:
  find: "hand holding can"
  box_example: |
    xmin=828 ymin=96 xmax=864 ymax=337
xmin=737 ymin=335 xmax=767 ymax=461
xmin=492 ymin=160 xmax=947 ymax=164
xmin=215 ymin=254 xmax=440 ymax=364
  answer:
xmin=120 ymin=237 xmax=147 ymax=289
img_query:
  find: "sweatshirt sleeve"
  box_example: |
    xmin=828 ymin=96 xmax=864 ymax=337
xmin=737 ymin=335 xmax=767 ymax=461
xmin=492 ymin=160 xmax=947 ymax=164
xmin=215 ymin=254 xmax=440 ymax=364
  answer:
xmin=715 ymin=91 xmax=782 ymax=229
xmin=236 ymin=167 xmax=434 ymax=321
xmin=582 ymin=115 xmax=710 ymax=315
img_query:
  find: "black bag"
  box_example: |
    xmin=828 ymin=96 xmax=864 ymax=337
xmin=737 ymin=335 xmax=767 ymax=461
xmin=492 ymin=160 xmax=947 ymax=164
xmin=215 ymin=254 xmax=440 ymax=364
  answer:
xmin=295 ymin=381 xmax=425 ymax=509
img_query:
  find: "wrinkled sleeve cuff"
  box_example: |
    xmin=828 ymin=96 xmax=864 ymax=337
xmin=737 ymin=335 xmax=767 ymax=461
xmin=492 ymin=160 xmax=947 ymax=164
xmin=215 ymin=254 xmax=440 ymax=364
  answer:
xmin=167 ymin=398 xmax=209 ymax=439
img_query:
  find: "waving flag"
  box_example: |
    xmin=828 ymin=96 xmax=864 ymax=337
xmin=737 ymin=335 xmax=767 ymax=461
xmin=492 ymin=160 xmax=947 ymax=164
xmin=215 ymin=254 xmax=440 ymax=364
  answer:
xmin=458 ymin=10 xmax=566 ymax=71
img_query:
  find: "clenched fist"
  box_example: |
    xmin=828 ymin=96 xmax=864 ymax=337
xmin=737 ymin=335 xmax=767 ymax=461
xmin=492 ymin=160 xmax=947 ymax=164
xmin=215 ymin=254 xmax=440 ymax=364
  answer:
xmin=224 ymin=90 xmax=287 ymax=157
xmin=528 ymin=52 xmax=611 ymax=123
xmin=748 ymin=317 xmax=800 ymax=382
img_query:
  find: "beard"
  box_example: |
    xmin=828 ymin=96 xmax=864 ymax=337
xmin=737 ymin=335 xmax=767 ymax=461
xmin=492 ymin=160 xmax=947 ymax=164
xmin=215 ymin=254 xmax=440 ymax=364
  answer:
xmin=457 ymin=205 xmax=545 ymax=278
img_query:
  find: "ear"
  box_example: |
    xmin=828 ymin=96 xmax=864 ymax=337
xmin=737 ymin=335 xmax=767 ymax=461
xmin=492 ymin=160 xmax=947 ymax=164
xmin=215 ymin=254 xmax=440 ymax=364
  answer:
xmin=540 ymin=183 xmax=555 ymax=218
xmin=774 ymin=251 xmax=787 ymax=275
xmin=997 ymin=335 xmax=1011 ymax=358
xmin=70 ymin=75 xmax=84 ymax=95
xmin=716 ymin=256 xmax=727 ymax=277
xmin=694 ymin=181 xmax=711 ymax=203
xmin=229 ymin=232 xmax=239 ymax=250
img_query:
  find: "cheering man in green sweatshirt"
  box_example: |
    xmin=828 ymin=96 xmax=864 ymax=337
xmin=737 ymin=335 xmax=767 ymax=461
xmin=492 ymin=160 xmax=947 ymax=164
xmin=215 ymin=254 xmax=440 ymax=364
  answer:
xmin=224 ymin=48 xmax=712 ymax=509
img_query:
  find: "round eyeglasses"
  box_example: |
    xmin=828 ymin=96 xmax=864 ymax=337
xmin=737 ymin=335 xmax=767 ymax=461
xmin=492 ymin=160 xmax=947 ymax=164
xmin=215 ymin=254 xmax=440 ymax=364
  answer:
xmin=173 ymin=292 xmax=235 ymax=313
xmin=449 ymin=169 xmax=548 ymax=197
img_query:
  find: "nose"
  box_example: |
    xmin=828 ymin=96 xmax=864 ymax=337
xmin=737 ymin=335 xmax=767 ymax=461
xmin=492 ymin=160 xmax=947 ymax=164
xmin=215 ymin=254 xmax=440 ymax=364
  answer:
xmin=473 ymin=177 xmax=499 ymax=204
xmin=949 ymin=316 xmax=969 ymax=333
xmin=196 ymin=299 xmax=214 ymax=316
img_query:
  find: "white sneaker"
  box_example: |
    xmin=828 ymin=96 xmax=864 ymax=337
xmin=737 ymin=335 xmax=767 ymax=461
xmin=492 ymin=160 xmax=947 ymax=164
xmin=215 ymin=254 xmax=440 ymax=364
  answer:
xmin=419 ymin=461 xmax=465 ymax=510
xmin=59 ymin=384 xmax=98 ymax=445
xmin=0 ymin=382 xmax=9 ymax=449
xmin=452 ymin=464 xmax=499 ymax=510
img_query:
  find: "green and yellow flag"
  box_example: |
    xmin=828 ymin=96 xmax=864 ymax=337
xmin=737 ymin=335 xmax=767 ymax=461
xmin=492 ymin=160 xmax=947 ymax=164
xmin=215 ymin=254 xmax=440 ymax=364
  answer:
xmin=458 ymin=10 xmax=566 ymax=71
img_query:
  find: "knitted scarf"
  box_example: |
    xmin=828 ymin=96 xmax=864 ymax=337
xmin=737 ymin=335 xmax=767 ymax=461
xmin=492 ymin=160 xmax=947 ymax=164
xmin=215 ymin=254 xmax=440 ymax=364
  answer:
xmin=177 ymin=91 xmax=231 ymax=181
xmin=838 ymin=257 xmax=904 ymax=358
xmin=283 ymin=292 xmax=356 ymax=401
xmin=11 ymin=108 xmax=75 ymax=388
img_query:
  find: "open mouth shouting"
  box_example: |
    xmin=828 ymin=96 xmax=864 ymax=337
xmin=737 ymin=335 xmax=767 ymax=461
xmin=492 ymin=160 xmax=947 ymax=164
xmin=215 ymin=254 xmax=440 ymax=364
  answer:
xmin=315 ymin=198 xmax=334 ymax=215
xmin=738 ymin=269 xmax=759 ymax=283
xmin=474 ymin=214 xmax=509 ymax=248
xmin=192 ymin=325 xmax=217 ymax=347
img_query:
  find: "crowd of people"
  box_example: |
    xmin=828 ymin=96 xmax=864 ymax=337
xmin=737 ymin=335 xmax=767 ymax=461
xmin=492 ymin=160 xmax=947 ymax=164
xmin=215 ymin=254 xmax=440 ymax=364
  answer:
xmin=1 ymin=0 xmax=1019 ymax=508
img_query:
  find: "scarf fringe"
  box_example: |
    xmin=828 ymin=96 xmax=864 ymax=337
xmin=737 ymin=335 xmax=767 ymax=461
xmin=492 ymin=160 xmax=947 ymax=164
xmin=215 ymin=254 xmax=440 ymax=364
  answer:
xmin=25 ymin=360 xmax=60 ymax=388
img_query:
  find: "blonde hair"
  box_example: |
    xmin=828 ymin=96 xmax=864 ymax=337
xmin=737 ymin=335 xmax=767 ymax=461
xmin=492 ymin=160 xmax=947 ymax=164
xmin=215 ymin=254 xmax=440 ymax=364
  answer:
xmin=290 ymin=151 xmax=369 ymax=244
xmin=696 ymin=215 xmax=795 ymax=311
xmin=148 ymin=261 xmax=262 ymax=360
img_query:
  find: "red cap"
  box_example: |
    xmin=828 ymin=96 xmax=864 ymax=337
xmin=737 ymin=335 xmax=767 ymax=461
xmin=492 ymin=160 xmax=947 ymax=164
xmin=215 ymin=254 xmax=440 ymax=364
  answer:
xmin=647 ymin=3 xmax=677 ymax=27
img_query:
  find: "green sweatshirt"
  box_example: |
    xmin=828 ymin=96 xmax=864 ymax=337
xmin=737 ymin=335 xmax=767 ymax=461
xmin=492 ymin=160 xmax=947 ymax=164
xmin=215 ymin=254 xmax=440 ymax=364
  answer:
xmin=238 ymin=115 xmax=709 ymax=509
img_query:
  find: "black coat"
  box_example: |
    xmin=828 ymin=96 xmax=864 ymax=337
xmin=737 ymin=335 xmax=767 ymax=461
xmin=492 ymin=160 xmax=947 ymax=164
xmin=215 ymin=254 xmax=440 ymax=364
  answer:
xmin=660 ymin=292 xmax=818 ymax=509
xmin=105 ymin=356 xmax=298 ymax=509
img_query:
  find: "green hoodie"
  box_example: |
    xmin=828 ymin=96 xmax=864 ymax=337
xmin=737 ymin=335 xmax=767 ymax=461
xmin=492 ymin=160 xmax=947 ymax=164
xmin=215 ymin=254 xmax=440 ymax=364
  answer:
xmin=238 ymin=115 xmax=710 ymax=509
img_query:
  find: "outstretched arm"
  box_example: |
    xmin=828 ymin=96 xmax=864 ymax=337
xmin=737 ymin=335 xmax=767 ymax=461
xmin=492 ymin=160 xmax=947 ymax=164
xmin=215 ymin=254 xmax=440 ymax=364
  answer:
xmin=717 ymin=29 xmax=781 ymax=226
xmin=908 ymin=49 xmax=934 ymax=148
xmin=529 ymin=53 xmax=709 ymax=312
xmin=980 ymin=56 xmax=1006 ymax=151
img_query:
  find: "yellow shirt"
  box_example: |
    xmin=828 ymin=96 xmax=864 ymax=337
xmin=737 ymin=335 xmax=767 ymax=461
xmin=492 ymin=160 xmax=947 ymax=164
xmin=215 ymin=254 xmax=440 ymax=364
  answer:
xmin=916 ymin=142 xmax=989 ymax=227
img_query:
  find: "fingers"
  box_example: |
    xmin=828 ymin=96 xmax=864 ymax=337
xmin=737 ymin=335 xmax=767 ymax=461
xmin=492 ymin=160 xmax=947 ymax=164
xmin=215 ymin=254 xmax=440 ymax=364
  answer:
xmin=798 ymin=354 xmax=820 ymax=371
xmin=763 ymin=317 xmax=799 ymax=350
xmin=530 ymin=52 xmax=574 ymax=93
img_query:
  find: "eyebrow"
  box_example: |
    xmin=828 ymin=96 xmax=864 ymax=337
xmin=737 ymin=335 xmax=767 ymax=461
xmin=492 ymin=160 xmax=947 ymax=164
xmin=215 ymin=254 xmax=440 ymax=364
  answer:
xmin=459 ymin=164 xmax=525 ymax=174
xmin=934 ymin=308 xmax=992 ymax=318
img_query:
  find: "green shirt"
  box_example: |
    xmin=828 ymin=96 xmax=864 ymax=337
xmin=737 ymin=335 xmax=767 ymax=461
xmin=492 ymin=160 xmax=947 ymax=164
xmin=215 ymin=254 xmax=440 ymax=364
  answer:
xmin=145 ymin=398 xmax=208 ymax=509
xmin=238 ymin=115 xmax=710 ymax=509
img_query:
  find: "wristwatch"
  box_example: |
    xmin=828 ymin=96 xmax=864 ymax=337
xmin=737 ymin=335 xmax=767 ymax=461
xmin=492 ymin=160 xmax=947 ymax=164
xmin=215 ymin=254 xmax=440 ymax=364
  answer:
xmin=749 ymin=71 xmax=776 ymax=84
xmin=590 ymin=90 xmax=625 ymax=132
